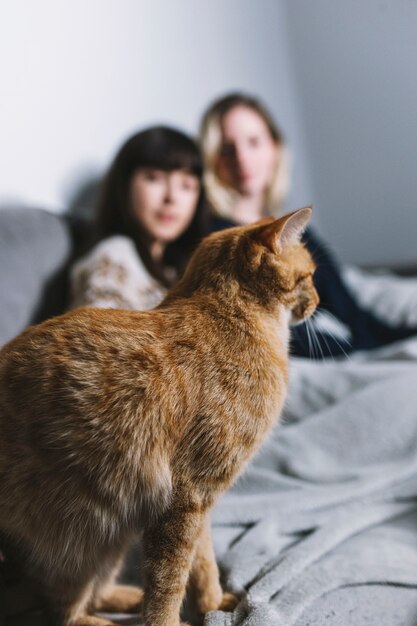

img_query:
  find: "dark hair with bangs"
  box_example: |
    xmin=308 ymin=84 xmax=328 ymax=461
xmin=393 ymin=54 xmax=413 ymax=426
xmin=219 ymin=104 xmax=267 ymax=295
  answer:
xmin=93 ymin=126 xmax=208 ymax=287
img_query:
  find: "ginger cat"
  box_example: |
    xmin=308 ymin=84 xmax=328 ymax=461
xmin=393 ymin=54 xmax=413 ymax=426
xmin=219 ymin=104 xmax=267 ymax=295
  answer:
xmin=0 ymin=208 xmax=317 ymax=626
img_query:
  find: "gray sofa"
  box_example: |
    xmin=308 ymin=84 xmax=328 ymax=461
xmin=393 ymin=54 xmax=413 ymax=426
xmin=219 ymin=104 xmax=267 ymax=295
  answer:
xmin=0 ymin=207 xmax=87 ymax=347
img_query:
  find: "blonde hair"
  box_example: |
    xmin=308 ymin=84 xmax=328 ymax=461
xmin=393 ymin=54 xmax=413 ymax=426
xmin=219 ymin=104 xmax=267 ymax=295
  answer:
xmin=199 ymin=93 xmax=291 ymax=220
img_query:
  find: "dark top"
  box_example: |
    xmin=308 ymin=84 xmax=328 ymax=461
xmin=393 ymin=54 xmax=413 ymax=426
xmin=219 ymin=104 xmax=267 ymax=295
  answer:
xmin=209 ymin=216 xmax=416 ymax=359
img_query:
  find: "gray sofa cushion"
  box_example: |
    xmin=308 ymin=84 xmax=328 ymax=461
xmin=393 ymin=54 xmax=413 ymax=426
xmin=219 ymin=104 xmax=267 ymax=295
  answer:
xmin=0 ymin=207 xmax=73 ymax=346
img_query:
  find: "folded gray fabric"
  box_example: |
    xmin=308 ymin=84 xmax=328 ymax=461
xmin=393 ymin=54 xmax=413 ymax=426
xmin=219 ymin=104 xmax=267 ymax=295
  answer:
xmin=207 ymin=338 xmax=417 ymax=626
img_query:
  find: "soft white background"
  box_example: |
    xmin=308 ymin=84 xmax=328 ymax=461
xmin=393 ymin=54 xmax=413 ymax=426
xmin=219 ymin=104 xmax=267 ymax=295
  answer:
xmin=0 ymin=0 xmax=416 ymax=267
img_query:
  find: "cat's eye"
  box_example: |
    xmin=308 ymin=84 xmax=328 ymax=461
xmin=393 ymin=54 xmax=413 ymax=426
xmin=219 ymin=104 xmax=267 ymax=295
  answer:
xmin=295 ymin=273 xmax=314 ymax=287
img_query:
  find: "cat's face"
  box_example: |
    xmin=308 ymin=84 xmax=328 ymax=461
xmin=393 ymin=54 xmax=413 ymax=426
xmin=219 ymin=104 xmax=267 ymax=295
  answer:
xmin=180 ymin=208 xmax=318 ymax=324
xmin=247 ymin=208 xmax=318 ymax=324
xmin=279 ymin=244 xmax=319 ymax=325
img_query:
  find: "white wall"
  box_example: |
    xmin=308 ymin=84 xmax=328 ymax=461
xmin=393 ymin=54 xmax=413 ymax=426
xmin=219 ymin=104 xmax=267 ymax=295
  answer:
xmin=0 ymin=0 xmax=312 ymax=215
xmin=1 ymin=1 xmax=415 ymax=267
xmin=284 ymin=0 xmax=417 ymax=266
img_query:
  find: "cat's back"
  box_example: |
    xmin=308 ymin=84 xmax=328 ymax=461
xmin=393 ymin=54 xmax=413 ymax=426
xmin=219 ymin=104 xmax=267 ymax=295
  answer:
xmin=0 ymin=307 xmax=151 ymax=376
xmin=0 ymin=303 xmax=217 ymax=437
xmin=0 ymin=307 xmax=165 ymax=408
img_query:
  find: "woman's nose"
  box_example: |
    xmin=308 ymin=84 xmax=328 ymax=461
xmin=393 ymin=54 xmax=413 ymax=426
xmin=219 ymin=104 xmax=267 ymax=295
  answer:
xmin=163 ymin=180 xmax=175 ymax=204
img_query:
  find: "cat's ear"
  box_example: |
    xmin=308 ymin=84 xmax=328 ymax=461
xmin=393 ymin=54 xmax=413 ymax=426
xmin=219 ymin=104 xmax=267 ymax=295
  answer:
xmin=255 ymin=207 xmax=312 ymax=254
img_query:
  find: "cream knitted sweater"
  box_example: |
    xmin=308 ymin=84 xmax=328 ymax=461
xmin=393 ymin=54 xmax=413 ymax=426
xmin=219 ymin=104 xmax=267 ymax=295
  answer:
xmin=70 ymin=235 xmax=167 ymax=311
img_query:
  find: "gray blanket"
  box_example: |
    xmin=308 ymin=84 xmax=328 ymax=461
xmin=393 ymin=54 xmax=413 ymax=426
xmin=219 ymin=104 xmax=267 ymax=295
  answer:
xmin=207 ymin=336 xmax=417 ymax=626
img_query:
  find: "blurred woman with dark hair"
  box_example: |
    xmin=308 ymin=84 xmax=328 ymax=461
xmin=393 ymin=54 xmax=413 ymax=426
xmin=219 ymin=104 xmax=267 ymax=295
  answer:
xmin=70 ymin=126 xmax=208 ymax=310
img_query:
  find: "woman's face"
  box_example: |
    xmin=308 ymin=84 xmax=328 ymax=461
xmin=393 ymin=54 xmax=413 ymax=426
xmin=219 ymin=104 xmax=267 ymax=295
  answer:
xmin=216 ymin=105 xmax=278 ymax=197
xmin=130 ymin=168 xmax=200 ymax=243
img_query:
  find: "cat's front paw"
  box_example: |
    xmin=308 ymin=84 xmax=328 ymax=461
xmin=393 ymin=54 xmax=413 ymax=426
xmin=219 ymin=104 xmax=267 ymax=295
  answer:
xmin=218 ymin=592 xmax=239 ymax=612
xmin=95 ymin=584 xmax=144 ymax=613
xmin=195 ymin=590 xmax=239 ymax=614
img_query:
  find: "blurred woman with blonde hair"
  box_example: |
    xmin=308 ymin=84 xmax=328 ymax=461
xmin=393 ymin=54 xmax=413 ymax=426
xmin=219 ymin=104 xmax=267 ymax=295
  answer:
xmin=200 ymin=92 xmax=290 ymax=227
xmin=200 ymin=92 xmax=417 ymax=358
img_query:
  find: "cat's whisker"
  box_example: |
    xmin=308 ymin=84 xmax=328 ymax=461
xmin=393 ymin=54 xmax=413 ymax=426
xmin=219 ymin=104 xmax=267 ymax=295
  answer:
xmin=317 ymin=308 xmax=353 ymax=348
xmin=310 ymin=320 xmax=335 ymax=362
xmin=318 ymin=321 xmax=352 ymax=361
xmin=307 ymin=318 xmax=320 ymax=361
xmin=307 ymin=318 xmax=325 ymax=360
xmin=327 ymin=330 xmax=352 ymax=360
xmin=304 ymin=318 xmax=316 ymax=361
xmin=310 ymin=320 xmax=325 ymax=359
xmin=306 ymin=308 xmax=353 ymax=360
xmin=318 ymin=317 xmax=353 ymax=359
xmin=310 ymin=322 xmax=320 ymax=362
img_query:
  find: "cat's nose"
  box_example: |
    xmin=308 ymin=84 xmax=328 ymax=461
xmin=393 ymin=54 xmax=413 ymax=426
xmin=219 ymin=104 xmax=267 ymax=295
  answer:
xmin=299 ymin=291 xmax=319 ymax=321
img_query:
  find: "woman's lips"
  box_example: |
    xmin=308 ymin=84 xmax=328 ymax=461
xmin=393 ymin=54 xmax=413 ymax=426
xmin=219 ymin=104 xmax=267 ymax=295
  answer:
xmin=156 ymin=213 xmax=178 ymax=223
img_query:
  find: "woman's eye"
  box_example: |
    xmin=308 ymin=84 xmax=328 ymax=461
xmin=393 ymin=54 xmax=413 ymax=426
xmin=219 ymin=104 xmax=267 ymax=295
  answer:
xmin=182 ymin=178 xmax=199 ymax=191
xmin=144 ymin=170 xmax=163 ymax=181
